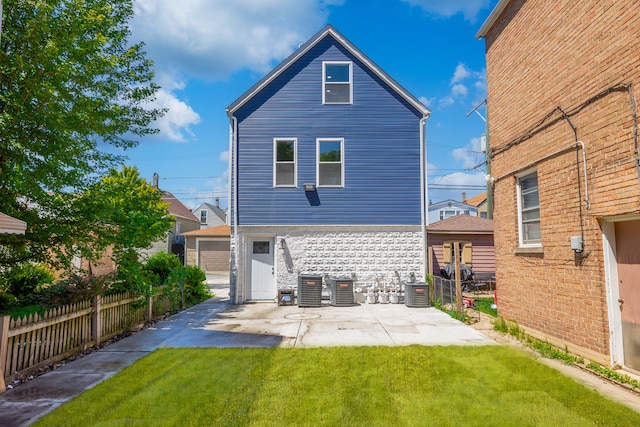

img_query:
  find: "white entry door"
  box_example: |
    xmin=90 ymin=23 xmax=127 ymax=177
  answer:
xmin=248 ymin=238 xmax=276 ymax=300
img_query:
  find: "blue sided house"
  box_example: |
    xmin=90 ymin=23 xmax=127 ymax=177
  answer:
xmin=226 ymin=25 xmax=430 ymax=303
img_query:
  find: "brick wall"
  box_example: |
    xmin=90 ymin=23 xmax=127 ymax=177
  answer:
xmin=484 ymin=0 xmax=640 ymax=359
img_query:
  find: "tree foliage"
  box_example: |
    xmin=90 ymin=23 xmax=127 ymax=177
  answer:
xmin=82 ymin=166 xmax=173 ymax=267
xmin=0 ymin=0 xmax=165 ymax=268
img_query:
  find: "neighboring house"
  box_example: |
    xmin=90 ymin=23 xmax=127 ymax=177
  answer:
xmin=193 ymin=199 xmax=226 ymax=229
xmin=0 ymin=212 xmax=26 ymax=235
xmin=183 ymin=225 xmax=231 ymax=273
xmin=464 ymin=192 xmax=488 ymax=219
xmin=477 ymin=1 xmax=640 ymax=368
xmin=427 ymin=199 xmax=477 ymax=224
xmin=426 ymin=215 xmax=495 ymax=278
xmin=226 ymin=25 xmax=431 ymax=303
xmin=139 ymin=190 xmax=201 ymax=264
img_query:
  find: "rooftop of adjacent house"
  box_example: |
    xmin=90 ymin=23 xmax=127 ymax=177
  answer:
xmin=0 ymin=212 xmax=27 ymax=234
xmin=428 ymin=199 xmax=476 ymax=210
xmin=465 ymin=192 xmax=487 ymax=207
xmin=426 ymin=215 xmax=494 ymax=234
xmin=226 ymin=24 xmax=430 ymax=117
xmin=161 ymin=191 xmax=199 ymax=222
xmin=194 ymin=202 xmax=226 ymax=221
xmin=182 ymin=224 xmax=231 ymax=237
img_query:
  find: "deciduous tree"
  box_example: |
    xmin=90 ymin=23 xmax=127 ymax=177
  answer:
xmin=0 ymin=0 xmax=164 ymax=268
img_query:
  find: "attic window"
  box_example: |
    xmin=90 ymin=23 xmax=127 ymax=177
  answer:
xmin=323 ymin=62 xmax=352 ymax=104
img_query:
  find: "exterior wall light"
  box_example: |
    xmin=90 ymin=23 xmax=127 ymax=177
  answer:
xmin=304 ymin=183 xmax=316 ymax=192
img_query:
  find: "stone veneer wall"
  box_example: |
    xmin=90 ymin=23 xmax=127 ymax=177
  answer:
xmin=235 ymin=226 xmax=425 ymax=298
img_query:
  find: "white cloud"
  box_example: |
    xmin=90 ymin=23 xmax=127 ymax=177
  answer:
xmin=150 ymin=88 xmax=200 ymax=142
xmin=402 ymin=0 xmax=491 ymax=22
xmin=451 ymin=63 xmax=471 ymax=84
xmin=437 ymin=63 xmax=486 ymax=109
xmin=452 ymin=136 xmax=485 ymax=169
xmin=450 ymin=84 xmax=468 ymax=97
xmin=438 ymin=96 xmax=455 ymax=108
xmin=130 ymin=0 xmax=333 ymax=143
xmin=419 ymin=96 xmax=435 ymax=108
xmin=132 ymin=0 xmax=330 ymax=81
xmin=219 ymin=151 xmax=230 ymax=162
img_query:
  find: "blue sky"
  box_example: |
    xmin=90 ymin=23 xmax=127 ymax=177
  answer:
xmin=121 ymin=0 xmax=498 ymax=210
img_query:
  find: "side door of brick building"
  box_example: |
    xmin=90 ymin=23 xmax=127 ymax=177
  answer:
xmin=614 ymin=220 xmax=640 ymax=371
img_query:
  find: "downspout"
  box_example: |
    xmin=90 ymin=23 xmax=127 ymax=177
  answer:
xmin=226 ymin=109 xmax=238 ymax=302
xmin=420 ymin=112 xmax=431 ymax=281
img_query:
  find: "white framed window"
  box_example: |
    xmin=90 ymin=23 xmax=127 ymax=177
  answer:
xmin=274 ymin=138 xmax=297 ymax=187
xmin=317 ymin=138 xmax=344 ymax=187
xmin=517 ymin=170 xmax=541 ymax=246
xmin=200 ymin=210 xmax=207 ymax=223
xmin=323 ymin=61 xmax=352 ymax=104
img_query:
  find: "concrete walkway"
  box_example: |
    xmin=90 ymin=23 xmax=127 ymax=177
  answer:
xmin=0 ymin=275 xmax=637 ymax=425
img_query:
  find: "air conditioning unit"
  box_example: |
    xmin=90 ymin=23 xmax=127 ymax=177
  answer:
xmin=405 ymin=282 xmax=429 ymax=308
xmin=330 ymin=278 xmax=355 ymax=307
xmin=297 ymin=275 xmax=322 ymax=307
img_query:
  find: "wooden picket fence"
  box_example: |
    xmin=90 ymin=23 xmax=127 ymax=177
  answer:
xmin=0 ymin=286 xmax=174 ymax=392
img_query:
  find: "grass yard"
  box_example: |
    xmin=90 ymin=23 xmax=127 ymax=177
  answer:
xmin=474 ymin=297 xmax=498 ymax=317
xmin=34 ymin=346 xmax=640 ymax=427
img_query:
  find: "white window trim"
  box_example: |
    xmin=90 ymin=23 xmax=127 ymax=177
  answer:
xmin=516 ymin=169 xmax=542 ymax=248
xmin=322 ymin=61 xmax=353 ymax=105
xmin=316 ymin=138 xmax=345 ymax=188
xmin=273 ymin=138 xmax=297 ymax=187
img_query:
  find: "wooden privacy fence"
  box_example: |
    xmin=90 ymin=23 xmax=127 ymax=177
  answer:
xmin=0 ymin=286 xmax=173 ymax=392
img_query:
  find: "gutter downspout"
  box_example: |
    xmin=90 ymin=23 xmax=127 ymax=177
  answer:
xmin=226 ymin=109 xmax=238 ymax=303
xmin=420 ymin=113 xmax=431 ymax=281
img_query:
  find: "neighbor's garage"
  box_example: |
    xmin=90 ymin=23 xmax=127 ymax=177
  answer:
xmin=198 ymin=240 xmax=230 ymax=272
xmin=183 ymin=225 xmax=230 ymax=273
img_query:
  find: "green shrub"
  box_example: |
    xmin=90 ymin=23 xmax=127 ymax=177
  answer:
xmin=182 ymin=266 xmax=209 ymax=305
xmin=1 ymin=263 xmax=54 ymax=300
xmin=166 ymin=265 xmax=210 ymax=308
xmin=0 ymin=291 xmax=18 ymax=311
xmin=144 ymin=252 xmax=183 ymax=284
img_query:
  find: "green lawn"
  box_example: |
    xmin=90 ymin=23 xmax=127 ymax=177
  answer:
xmin=34 ymin=346 xmax=640 ymax=427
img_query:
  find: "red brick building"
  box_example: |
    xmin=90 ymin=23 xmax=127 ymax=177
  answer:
xmin=477 ymin=0 xmax=640 ymax=369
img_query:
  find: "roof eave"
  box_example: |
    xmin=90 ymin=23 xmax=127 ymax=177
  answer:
xmin=476 ymin=0 xmax=512 ymax=39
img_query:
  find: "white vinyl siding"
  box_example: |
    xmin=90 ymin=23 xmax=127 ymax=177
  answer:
xmin=323 ymin=62 xmax=352 ymax=104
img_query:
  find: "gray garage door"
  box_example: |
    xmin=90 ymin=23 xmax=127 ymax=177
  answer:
xmin=198 ymin=240 xmax=230 ymax=272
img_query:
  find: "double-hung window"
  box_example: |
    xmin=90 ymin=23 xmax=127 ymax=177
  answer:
xmin=274 ymin=138 xmax=297 ymax=187
xmin=517 ymin=170 xmax=541 ymax=246
xmin=317 ymin=138 xmax=344 ymax=187
xmin=323 ymin=62 xmax=352 ymax=104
